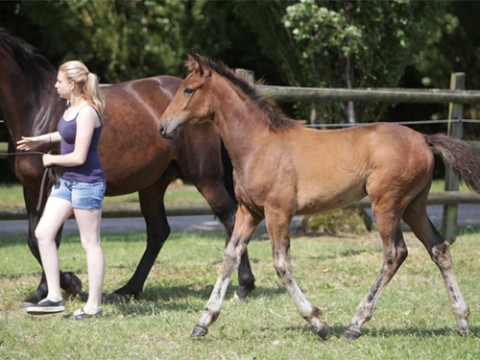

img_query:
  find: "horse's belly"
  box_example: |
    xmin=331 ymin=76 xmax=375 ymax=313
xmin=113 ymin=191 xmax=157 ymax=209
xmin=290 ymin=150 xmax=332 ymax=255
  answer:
xmin=296 ymin=186 xmax=366 ymax=215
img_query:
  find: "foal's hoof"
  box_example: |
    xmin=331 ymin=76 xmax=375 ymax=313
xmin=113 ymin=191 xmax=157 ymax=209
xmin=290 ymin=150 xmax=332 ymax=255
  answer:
xmin=458 ymin=325 xmax=470 ymax=337
xmin=316 ymin=323 xmax=331 ymax=340
xmin=191 ymin=324 xmax=209 ymax=338
xmin=345 ymin=328 xmax=362 ymax=341
xmin=62 ymin=272 xmax=82 ymax=295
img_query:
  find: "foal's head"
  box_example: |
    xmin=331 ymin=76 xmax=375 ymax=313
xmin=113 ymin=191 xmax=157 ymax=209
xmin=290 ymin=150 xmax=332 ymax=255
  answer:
xmin=159 ymin=53 xmax=224 ymax=138
xmin=159 ymin=52 xmax=296 ymax=139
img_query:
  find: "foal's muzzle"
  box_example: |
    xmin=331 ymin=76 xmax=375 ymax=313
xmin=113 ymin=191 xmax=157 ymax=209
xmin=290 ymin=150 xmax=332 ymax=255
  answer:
xmin=159 ymin=123 xmax=177 ymax=139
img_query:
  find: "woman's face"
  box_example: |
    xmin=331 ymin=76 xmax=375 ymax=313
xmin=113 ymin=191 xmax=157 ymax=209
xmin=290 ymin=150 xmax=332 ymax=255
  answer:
xmin=54 ymin=70 xmax=73 ymax=100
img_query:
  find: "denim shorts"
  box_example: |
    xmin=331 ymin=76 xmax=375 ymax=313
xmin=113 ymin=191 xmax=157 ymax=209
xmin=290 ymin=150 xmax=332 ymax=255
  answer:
xmin=50 ymin=178 xmax=106 ymax=210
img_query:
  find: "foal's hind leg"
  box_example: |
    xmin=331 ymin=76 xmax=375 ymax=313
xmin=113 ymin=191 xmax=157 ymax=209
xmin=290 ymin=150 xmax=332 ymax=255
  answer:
xmin=191 ymin=206 xmax=261 ymax=337
xmin=346 ymin=207 xmax=408 ymax=340
xmin=266 ymin=210 xmax=330 ymax=340
xmin=402 ymin=192 xmax=470 ymax=336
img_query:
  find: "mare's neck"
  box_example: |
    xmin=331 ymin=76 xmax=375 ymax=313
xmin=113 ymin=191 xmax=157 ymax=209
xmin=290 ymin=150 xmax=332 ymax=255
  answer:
xmin=0 ymin=55 xmax=62 ymax=141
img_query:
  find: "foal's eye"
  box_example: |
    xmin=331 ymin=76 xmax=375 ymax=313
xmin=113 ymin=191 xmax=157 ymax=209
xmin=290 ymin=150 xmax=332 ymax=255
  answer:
xmin=184 ymin=87 xmax=194 ymax=96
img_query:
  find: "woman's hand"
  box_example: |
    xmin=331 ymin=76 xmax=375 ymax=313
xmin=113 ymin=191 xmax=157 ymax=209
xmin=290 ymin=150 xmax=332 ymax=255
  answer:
xmin=16 ymin=136 xmax=43 ymax=151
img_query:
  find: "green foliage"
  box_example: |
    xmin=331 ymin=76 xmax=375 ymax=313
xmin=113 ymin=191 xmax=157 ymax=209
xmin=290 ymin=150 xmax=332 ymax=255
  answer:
xmin=414 ymin=1 xmax=480 ymax=121
xmin=17 ymin=0 xmax=204 ymax=82
xmin=302 ymin=208 xmax=373 ymax=235
xmin=281 ymin=0 xmax=448 ymax=122
xmin=0 ymin=0 xmax=477 ymax=128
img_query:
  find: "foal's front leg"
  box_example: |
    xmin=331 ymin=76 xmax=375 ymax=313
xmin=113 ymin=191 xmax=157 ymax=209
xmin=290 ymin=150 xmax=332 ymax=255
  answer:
xmin=267 ymin=213 xmax=330 ymax=340
xmin=191 ymin=207 xmax=261 ymax=337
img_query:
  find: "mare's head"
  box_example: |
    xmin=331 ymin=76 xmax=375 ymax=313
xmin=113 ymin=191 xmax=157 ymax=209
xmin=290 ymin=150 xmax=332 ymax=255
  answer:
xmin=0 ymin=28 xmax=59 ymax=136
xmin=0 ymin=28 xmax=56 ymax=98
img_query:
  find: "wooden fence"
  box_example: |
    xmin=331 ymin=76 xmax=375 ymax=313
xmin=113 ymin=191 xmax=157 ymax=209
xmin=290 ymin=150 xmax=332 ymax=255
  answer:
xmin=2 ymin=72 xmax=480 ymax=241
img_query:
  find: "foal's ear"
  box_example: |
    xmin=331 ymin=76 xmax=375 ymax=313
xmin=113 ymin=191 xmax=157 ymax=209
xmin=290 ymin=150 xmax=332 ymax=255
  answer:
xmin=187 ymin=51 xmax=205 ymax=76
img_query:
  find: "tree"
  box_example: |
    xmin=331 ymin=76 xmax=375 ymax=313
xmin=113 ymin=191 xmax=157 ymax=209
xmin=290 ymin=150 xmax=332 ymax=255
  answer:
xmin=414 ymin=0 xmax=480 ymax=126
xmin=14 ymin=0 xmax=204 ymax=82
xmin=238 ymin=0 xmax=447 ymax=122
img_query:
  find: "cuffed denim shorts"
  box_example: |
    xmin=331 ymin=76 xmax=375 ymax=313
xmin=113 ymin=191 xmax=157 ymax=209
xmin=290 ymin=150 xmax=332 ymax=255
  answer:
xmin=50 ymin=178 xmax=106 ymax=210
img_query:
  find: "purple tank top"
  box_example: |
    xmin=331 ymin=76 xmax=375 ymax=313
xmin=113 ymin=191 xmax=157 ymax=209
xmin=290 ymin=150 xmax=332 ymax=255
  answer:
xmin=57 ymin=105 xmax=105 ymax=182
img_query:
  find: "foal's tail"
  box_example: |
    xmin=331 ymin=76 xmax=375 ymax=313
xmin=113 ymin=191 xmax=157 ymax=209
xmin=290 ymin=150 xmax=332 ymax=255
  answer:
xmin=427 ymin=133 xmax=480 ymax=193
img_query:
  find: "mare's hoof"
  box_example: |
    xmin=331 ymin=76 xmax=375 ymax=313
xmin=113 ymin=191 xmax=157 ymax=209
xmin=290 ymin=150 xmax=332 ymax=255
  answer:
xmin=316 ymin=323 xmax=331 ymax=340
xmin=235 ymin=282 xmax=255 ymax=301
xmin=63 ymin=272 xmax=82 ymax=295
xmin=191 ymin=325 xmax=209 ymax=338
xmin=105 ymin=292 xmax=134 ymax=304
xmin=345 ymin=328 xmax=362 ymax=341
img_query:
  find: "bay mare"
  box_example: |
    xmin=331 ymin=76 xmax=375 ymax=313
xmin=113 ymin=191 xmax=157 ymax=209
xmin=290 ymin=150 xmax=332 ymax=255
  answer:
xmin=159 ymin=53 xmax=480 ymax=340
xmin=0 ymin=29 xmax=255 ymax=304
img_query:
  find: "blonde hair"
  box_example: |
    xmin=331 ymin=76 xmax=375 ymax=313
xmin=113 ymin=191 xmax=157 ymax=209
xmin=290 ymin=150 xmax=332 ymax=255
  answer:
xmin=59 ymin=60 xmax=106 ymax=114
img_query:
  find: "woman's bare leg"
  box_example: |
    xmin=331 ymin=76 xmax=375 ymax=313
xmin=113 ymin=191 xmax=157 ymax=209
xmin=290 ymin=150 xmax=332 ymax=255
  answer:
xmin=34 ymin=197 xmax=73 ymax=300
xmin=74 ymin=208 xmax=104 ymax=313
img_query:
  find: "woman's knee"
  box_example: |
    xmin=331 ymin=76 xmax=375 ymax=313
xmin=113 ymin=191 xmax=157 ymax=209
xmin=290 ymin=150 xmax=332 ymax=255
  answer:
xmin=34 ymin=224 xmax=54 ymax=245
xmin=80 ymin=237 xmax=102 ymax=253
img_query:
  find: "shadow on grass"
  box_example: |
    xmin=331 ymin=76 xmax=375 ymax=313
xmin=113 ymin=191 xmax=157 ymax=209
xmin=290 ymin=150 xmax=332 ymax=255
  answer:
xmin=361 ymin=325 xmax=480 ymax=338
xmin=262 ymin=323 xmax=480 ymax=340
xmin=97 ymin=284 xmax=287 ymax=315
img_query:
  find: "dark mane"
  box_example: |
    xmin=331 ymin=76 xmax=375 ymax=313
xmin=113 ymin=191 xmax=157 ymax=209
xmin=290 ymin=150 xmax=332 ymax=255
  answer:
xmin=0 ymin=28 xmax=56 ymax=96
xmin=197 ymin=55 xmax=299 ymax=131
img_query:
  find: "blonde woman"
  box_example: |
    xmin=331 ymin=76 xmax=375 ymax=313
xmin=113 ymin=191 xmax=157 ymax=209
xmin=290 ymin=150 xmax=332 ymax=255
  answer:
xmin=17 ymin=60 xmax=106 ymax=320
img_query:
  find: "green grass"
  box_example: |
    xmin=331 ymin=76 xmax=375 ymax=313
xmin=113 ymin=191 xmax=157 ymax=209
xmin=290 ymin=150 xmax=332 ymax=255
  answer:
xmin=1 ymin=229 xmax=479 ymax=359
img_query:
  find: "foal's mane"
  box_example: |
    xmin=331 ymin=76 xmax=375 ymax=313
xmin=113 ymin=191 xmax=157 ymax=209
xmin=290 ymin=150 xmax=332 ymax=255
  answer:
xmin=0 ymin=28 xmax=56 ymax=96
xmin=190 ymin=54 xmax=299 ymax=131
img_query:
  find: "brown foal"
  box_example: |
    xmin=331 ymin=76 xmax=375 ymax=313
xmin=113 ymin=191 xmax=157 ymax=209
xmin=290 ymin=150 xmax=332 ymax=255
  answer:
xmin=159 ymin=53 xmax=480 ymax=340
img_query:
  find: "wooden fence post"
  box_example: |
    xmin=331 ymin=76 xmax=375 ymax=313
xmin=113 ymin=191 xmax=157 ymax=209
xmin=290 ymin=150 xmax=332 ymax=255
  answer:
xmin=235 ymin=68 xmax=255 ymax=84
xmin=442 ymin=73 xmax=465 ymax=243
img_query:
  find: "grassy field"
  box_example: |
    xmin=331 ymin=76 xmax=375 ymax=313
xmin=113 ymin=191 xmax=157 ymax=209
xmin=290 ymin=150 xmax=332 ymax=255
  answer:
xmin=1 ymin=227 xmax=479 ymax=359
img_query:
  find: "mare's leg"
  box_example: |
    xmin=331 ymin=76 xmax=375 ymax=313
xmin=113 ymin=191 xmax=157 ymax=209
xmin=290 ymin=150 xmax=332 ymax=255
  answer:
xmin=22 ymin=186 xmax=81 ymax=305
xmin=109 ymin=179 xmax=171 ymax=301
xmin=346 ymin=199 xmax=408 ymax=340
xmin=402 ymin=188 xmax=469 ymax=335
xmin=266 ymin=209 xmax=330 ymax=339
xmin=191 ymin=206 xmax=261 ymax=337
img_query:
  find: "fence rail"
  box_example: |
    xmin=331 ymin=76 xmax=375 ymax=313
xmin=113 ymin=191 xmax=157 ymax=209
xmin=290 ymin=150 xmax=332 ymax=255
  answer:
xmin=258 ymin=85 xmax=480 ymax=104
